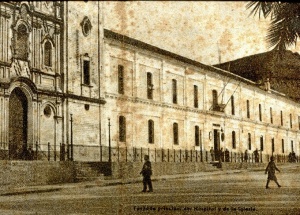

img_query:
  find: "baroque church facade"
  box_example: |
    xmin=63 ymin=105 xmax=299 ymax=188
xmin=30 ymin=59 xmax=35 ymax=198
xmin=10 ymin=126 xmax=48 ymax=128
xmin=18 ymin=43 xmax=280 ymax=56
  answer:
xmin=0 ymin=1 xmax=299 ymax=162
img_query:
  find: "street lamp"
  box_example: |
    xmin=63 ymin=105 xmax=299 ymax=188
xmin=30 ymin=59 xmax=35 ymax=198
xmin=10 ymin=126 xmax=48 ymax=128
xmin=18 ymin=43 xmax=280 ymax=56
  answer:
xmin=108 ymin=118 xmax=111 ymax=163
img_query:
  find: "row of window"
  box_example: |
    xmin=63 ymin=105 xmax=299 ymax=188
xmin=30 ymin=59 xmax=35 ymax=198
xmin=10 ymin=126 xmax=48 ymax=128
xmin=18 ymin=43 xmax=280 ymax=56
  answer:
xmin=117 ymin=65 xmax=299 ymax=130
xmin=118 ymin=116 xmax=295 ymax=154
xmin=119 ymin=116 xmax=294 ymax=153
xmin=16 ymin=24 xmax=53 ymax=67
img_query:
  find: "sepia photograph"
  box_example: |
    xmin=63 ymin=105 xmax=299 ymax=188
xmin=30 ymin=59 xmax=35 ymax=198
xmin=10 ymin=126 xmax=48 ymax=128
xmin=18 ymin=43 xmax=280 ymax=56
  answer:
xmin=0 ymin=1 xmax=300 ymax=214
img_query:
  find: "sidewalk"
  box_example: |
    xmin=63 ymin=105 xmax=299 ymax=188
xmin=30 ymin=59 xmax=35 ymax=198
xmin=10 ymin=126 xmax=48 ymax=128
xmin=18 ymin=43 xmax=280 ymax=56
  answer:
xmin=0 ymin=168 xmax=249 ymax=196
xmin=0 ymin=163 xmax=298 ymax=196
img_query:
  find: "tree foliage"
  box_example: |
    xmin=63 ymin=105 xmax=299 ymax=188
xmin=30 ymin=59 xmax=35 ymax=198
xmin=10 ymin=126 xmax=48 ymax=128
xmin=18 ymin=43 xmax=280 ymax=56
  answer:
xmin=247 ymin=2 xmax=300 ymax=51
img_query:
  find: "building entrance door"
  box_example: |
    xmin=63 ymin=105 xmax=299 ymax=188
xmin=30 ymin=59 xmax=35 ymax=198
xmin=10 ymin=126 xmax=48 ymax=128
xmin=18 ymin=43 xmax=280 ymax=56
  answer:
xmin=213 ymin=129 xmax=220 ymax=161
xmin=9 ymin=88 xmax=28 ymax=159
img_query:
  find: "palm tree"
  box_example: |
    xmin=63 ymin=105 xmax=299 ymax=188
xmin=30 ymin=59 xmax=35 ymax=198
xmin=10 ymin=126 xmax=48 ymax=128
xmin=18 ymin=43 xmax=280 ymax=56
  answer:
xmin=247 ymin=2 xmax=300 ymax=52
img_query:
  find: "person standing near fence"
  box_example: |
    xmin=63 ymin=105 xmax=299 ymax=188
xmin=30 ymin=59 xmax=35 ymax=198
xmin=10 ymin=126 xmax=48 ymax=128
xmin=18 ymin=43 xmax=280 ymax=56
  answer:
xmin=210 ymin=147 xmax=215 ymax=161
xmin=140 ymin=155 xmax=153 ymax=192
xmin=265 ymin=156 xmax=281 ymax=189
xmin=254 ymin=148 xmax=259 ymax=163
xmin=244 ymin=150 xmax=248 ymax=162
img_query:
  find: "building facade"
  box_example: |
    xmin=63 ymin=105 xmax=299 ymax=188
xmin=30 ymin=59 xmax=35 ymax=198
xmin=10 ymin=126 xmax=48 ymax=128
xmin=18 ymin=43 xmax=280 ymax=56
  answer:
xmin=0 ymin=1 xmax=299 ymax=162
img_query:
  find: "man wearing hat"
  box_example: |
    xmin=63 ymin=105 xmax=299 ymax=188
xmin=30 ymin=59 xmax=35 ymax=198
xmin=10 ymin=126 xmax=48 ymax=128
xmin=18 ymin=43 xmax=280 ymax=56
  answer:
xmin=265 ymin=156 xmax=281 ymax=189
xmin=140 ymin=155 xmax=153 ymax=192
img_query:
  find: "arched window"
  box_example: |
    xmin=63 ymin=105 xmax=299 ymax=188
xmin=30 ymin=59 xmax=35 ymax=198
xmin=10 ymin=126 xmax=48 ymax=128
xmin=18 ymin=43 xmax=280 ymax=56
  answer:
xmin=195 ymin=126 xmax=200 ymax=146
xmin=259 ymin=104 xmax=262 ymax=121
xmin=231 ymin=95 xmax=235 ymax=115
xmin=147 ymin=72 xmax=153 ymax=99
xmin=148 ymin=120 xmax=154 ymax=144
xmin=118 ymin=65 xmax=124 ymax=94
xmin=194 ymin=85 xmax=198 ymax=108
xmin=44 ymin=41 xmax=52 ymax=67
xmin=173 ymin=122 xmax=179 ymax=145
xmin=232 ymin=131 xmax=236 ymax=149
xmin=246 ymin=100 xmax=250 ymax=118
xmin=260 ymin=136 xmax=264 ymax=151
xmin=270 ymin=107 xmax=273 ymax=124
xmin=248 ymin=133 xmax=251 ymax=150
xmin=172 ymin=79 xmax=177 ymax=104
xmin=119 ymin=116 xmax=126 ymax=142
xmin=16 ymin=24 xmax=28 ymax=60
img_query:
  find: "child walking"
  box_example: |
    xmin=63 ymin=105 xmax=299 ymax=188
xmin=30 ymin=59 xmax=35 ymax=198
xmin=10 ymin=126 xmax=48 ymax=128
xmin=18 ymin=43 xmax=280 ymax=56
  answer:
xmin=265 ymin=156 xmax=281 ymax=189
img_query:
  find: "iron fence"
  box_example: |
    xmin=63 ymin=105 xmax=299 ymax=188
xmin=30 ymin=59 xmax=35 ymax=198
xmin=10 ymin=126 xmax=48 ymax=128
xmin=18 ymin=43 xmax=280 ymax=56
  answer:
xmin=0 ymin=142 xmax=298 ymax=164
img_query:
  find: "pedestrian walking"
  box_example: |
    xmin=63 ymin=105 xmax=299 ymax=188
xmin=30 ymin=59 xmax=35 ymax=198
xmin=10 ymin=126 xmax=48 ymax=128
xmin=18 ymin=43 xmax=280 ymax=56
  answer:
xmin=140 ymin=155 xmax=153 ymax=192
xmin=265 ymin=156 xmax=281 ymax=189
xmin=210 ymin=147 xmax=215 ymax=161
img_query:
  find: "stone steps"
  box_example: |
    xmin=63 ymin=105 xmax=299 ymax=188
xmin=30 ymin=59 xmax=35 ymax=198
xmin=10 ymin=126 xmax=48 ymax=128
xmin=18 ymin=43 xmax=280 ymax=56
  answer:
xmin=74 ymin=162 xmax=106 ymax=182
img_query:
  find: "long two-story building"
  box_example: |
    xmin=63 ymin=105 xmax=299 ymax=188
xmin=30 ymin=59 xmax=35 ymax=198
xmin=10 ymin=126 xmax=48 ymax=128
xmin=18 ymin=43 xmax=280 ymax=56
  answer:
xmin=0 ymin=1 xmax=299 ymax=162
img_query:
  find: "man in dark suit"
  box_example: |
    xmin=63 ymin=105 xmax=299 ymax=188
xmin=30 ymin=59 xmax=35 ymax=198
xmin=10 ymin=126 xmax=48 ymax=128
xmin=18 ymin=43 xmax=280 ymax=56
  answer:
xmin=140 ymin=155 xmax=153 ymax=192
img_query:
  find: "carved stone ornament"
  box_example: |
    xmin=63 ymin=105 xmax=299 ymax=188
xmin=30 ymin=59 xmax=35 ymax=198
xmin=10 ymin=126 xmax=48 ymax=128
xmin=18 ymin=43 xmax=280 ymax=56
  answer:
xmin=10 ymin=59 xmax=31 ymax=79
xmin=80 ymin=16 xmax=92 ymax=37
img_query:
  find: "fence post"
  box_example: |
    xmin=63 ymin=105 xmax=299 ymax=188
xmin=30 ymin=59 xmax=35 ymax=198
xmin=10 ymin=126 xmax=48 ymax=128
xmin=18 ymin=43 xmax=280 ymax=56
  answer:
xmin=180 ymin=149 xmax=181 ymax=162
xmin=100 ymin=145 xmax=102 ymax=162
xmin=161 ymin=149 xmax=164 ymax=162
xmin=174 ymin=149 xmax=176 ymax=162
xmin=125 ymin=147 xmax=127 ymax=162
xmin=141 ymin=147 xmax=143 ymax=162
xmin=47 ymin=142 xmax=50 ymax=161
xmin=117 ymin=146 xmax=120 ymax=162
xmin=35 ymin=141 xmax=38 ymax=160
xmin=196 ymin=150 xmax=198 ymax=162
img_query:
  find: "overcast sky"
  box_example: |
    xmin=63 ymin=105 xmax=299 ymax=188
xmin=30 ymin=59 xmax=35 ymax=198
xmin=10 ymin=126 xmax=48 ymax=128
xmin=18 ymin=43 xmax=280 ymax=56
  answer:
xmin=103 ymin=1 xmax=299 ymax=66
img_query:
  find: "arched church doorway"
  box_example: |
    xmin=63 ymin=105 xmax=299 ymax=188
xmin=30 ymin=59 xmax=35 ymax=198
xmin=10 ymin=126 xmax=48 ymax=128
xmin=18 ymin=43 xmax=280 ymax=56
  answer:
xmin=9 ymin=88 xmax=28 ymax=159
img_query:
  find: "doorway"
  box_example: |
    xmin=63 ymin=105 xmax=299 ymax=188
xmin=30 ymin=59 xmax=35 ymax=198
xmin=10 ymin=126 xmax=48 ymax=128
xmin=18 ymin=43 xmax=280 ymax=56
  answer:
xmin=9 ymin=88 xmax=28 ymax=159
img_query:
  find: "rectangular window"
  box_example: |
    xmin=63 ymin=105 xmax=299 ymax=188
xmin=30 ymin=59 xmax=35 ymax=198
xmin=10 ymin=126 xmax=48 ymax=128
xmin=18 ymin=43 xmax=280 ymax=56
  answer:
xmin=282 ymin=139 xmax=284 ymax=153
xmin=259 ymin=104 xmax=262 ymax=121
xmin=147 ymin=72 xmax=153 ymax=99
xmin=119 ymin=116 xmax=126 ymax=142
xmin=195 ymin=126 xmax=200 ymax=146
xmin=231 ymin=96 xmax=235 ymax=115
xmin=173 ymin=122 xmax=179 ymax=145
xmin=83 ymin=60 xmax=90 ymax=85
xmin=290 ymin=113 xmax=293 ymax=128
xmin=281 ymin=111 xmax=283 ymax=126
xmin=118 ymin=65 xmax=124 ymax=94
xmin=291 ymin=140 xmax=294 ymax=152
xmin=148 ymin=120 xmax=154 ymax=144
xmin=260 ymin=136 xmax=264 ymax=151
xmin=172 ymin=79 xmax=177 ymax=104
xmin=194 ymin=85 xmax=198 ymax=108
xmin=246 ymin=100 xmax=250 ymax=118
xmin=212 ymin=90 xmax=218 ymax=110
xmin=270 ymin=107 xmax=273 ymax=124
xmin=232 ymin=131 xmax=236 ymax=149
